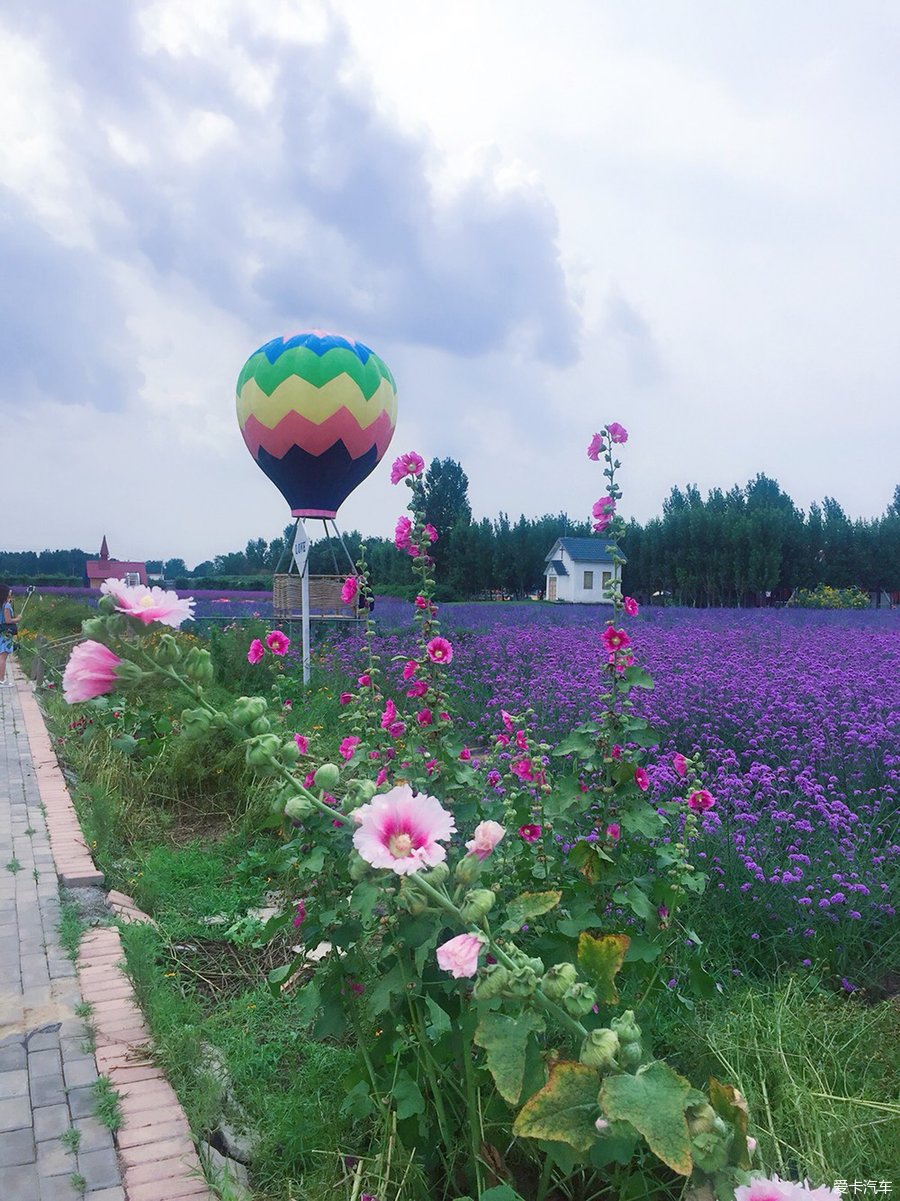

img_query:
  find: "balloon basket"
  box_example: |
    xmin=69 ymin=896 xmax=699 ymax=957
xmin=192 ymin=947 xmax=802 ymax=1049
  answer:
xmin=273 ymin=573 xmax=356 ymax=621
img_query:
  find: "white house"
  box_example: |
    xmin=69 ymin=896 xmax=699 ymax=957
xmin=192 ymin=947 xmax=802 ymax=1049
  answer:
xmin=544 ymin=537 xmax=619 ymax=604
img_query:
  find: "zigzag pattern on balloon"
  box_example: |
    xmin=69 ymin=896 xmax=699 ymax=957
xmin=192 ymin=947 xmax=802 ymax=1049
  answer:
xmin=236 ymin=372 xmax=398 ymax=433
xmin=237 ymin=343 xmax=396 ymax=404
xmin=240 ymin=407 xmax=396 ymax=464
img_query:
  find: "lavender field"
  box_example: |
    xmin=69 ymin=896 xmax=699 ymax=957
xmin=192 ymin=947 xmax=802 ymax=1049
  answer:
xmin=329 ymin=604 xmax=900 ymax=982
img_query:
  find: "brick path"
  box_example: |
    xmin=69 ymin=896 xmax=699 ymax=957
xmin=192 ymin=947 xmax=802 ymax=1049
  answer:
xmin=0 ymin=665 xmax=216 ymax=1200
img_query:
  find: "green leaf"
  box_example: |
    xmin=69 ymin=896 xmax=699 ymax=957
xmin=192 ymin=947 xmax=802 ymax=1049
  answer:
xmin=503 ymin=890 xmax=562 ymax=932
xmin=621 ymin=665 xmax=654 ymax=690
xmin=623 ymin=936 xmax=661 ymax=964
xmin=619 ymin=806 xmax=664 ymax=838
xmin=599 ymin=1061 xmax=693 ymax=1176
xmin=479 ymin=1186 xmax=526 ymax=1201
xmin=369 ymin=963 xmax=405 ymax=1015
xmin=568 ymin=842 xmax=612 ymax=884
xmin=111 ymin=734 xmax=138 ymax=755
xmin=266 ymin=950 xmax=308 ymax=996
xmin=512 ymin=1061 xmax=600 ymax=1155
xmin=474 ymin=1011 xmax=544 ymax=1104
xmin=709 ymin=1077 xmax=751 ymax=1169
xmin=577 ymin=932 xmax=629 ymax=1004
xmin=423 ymin=995 xmax=452 ymax=1042
xmin=393 ymin=1072 xmax=425 ymax=1120
xmin=612 ymin=882 xmax=655 ymax=921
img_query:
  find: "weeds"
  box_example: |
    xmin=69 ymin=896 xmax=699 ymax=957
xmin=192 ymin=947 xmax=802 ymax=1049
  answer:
xmin=59 ymin=1127 xmax=81 ymax=1154
xmin=6 ymin=858 xmax=22 ymax=873
xmin=92 ymin=1076 xmax=122 ymax=1131
xmin=58 ymin=898 xmax=86 ymax=961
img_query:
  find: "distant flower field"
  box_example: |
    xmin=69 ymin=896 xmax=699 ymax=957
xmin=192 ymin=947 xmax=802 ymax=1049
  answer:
xmin=327 ymin=605 xmax=900 ymax=980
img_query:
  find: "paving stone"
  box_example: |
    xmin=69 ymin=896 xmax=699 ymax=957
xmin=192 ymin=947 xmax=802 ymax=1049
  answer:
xmin=3 ymin=1162 xmax=40 ymax=1201
xmin=71 ymin=1116 xmax=112 ymax=1154
xmin=0 ymin=1067 xmax=29 ymax=1099
xmin=28 ymin=1049 xmax=62 ymax=1079
xmin=32 ymin=1104 xmax=71 ymax=1142
xmin=66 ymin=1085 xmax=97 ymax=1119
xmin=0 ymin=1125 xmax=37 ymax=1165
xmin=29 ymin=1073 xmax=67 ymax=1108
xmin=76 ymin=1146 xmax=120 ymax=1190
xmin=39 ymin=1174 xmax=83 ymax=1201
xmin=82 ymin=1188 xmax=125 ymax=1201
xmin=0 ymin=1093 xmax=32 ymax=1131
xmin=62 ymin=1058 xmax=97 ymax=1090
xmin=36 ymin=1135 xmax=74 ymax=1176
xmin=27 ymin=1030 xmax=62 ymax=1052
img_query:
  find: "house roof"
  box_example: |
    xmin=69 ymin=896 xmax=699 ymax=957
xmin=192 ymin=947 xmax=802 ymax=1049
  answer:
xmin=545 ymin=559 xmax=568 ymax=577
xmin=85 ymin=560 xmax=148 ymax=580
xmin=545 ymin=537 xmax=614 ymax=564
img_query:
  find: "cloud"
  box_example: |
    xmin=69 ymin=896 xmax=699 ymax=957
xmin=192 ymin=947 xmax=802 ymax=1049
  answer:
xmin=0 ymin=1 xmax=578 ymax=422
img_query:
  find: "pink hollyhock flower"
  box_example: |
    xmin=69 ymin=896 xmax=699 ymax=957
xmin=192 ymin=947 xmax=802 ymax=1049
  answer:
xmin=294 ymin=734 xmax=309 ymax=755
xmin=501 ymin=710 xmax=514 ymax=732
xmin=62 ymin=641 xmax=125 ymax=704
xmin=611 ymin=744 xmax=622 ymax=759
xmin=247 ymin=639 xmax=265 ymax=664
xmin=375 ymin=767 xmax=389 ymax=787
xmin=339 ymin=736 xmax=360 ymax=761
xmin=735 ymin=1177 xmax=840 ymax=1201
xmin=439 ymin=711 xmax=450 ymax=722
xmin=459 ymin=747 xmax=472 ymax=761
xmin=515 ymin=729 xmax=528 ymax=750
xmin=673 ymin=752 xmax=688 ymax=778
xmin=623 ymin=596 xmax=639 ymax=616
xmin=394 ymin=516 xmax=412 ymax=551
xmin=266 ymin=629 xmax=290 ymax=656
xmin=388 ymin=721 xmax=406 ymax=739
xmin=426 ymin=636 xmax=453 ymax=664
xmin=292 ymin=901 xmax=306 ymax=928
xmin=407 ymin=680 xmax=428 ymax=699
xmin=358 ymin=673 xmax=372 ymax=687
xmin=592 ymin=496 xmax=616 ymax=521
xmin=402 ymin=660 xmax=418 ymax=680
xmin=380 ymin=699 xmax=397 ymax=729
xmin=282 ymin=699 xmax=293 ymax=710
xmin=100 ymin=579 xmax=195 ymax=628
xmin=465 ymin=819 xmax=505 ymax=859
xmin=606 ymin=823 xmax=621 ymax=841
xmin=518 ymin=824 xmax=542 ymax=843
xmin=341 ymin=576 xmax=358 ymax=604
xmin=436 ymin=932 xmax=486 ymax=979
xmin=304 ymin=771 xmax=316 ymax=789
xmin=368 ymin=750 xmax=380 ymax=760
xmin=606 ymin=421 xmax=628 ymax=444
xmin=601 ymin=627 xmax=631 ymax=653
xmin=634 ymin=767 xmax=650 ymax=792
xmin=425 ymin=758 xmax=439 ymax=775
xmin=511 ymin=758 xmax=535 ymax=782
xmin=423 ymin=523 xmax=438 ymax=543
xmin=593 ymin=517 xmax=612 ymax=534
xmin=390 ymin=451 xmax=425 ymax=484
xmin=688 ymin=789 xmax=716 ymax=813
xmin=339 ymin=692 xmax=353 ymax=705
xmin=587 ymin=432 xmax=605 ymax=460
xmin=416 ymin=708 xmax=433 ymax=726
xmin=352 ymin=784 xmax=456 ymax=875
xmin=414 ymin=595 xmax=429 ymax=609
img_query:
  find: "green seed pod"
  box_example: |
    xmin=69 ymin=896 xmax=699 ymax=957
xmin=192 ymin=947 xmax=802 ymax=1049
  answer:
xmin=249 ymin=716 xmax=272 ymax=736
xmin=348 ymin=851 xmax=369 ymax=881
xmin=611 ymin=1010 xmax=642 ymax=1045
xmin=245 ymin=734 xmax=282 ymax=769
xmin=351 ymin=778 xmax=377 ymax=802
xmin=280 ymin=739 xmax=301 ymax=765
xmin=180 ymin=708 xmax=212 ymax=738
xmin=690 ymin=1129 xmax=731 ymax=1174
xmin=113 ymin=660 xmax=144 ymax=686
xmin=314 ymin=763 xmax=341 ymax=790
xmin=503 ymin=966 xmax=538 ymax=998
xmin=425 ymin=862 xmax=450 ymax=886
xmin=397 ymin=880 xmax=427 ymax=915
xmin=454 ymin=854 xmax=483 ymax=886
xmin=155 ymin=634 xmax=182 ymax=667
xmin=284 ymin=795 xmax=315 ymax=821
xmin=473 ymin=963 xmax=510 ymax=1001
xmin=182 ymin=647 xmax=214 ymax=686
xmin=97 ymin=594 xmax=117 ymax=615
xmin=460 ymin=889 xmax=495 ymax=922
xmin=233 ymin=696 xmax=269 ymax=726
xmin=80 ymin=617 xmax=109 ymax=640
xmin=210 ymin=711 xmax=229 ymax=730
xmin=579 ymin=1028 xmax=620 ymax=1072
xmin=687 ymin=1103 xmax=717 ymax=1136
xmin=541 ymin=962 xmax=579 ymax=1001
xmin=562 ymin=982 xmax=598 ymax=1017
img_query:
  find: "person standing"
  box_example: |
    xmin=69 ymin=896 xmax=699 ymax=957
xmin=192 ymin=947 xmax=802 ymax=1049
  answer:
xmin=0 ymin=584 xmax=20 ymax=687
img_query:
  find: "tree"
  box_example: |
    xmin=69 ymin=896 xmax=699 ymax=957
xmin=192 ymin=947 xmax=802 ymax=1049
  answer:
xmin=423 ymin=458 xmax=471 ymax=580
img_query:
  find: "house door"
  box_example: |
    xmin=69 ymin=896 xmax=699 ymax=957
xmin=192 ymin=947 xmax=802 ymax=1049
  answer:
xmin=547 ymin=576 xmax=557 ymax=601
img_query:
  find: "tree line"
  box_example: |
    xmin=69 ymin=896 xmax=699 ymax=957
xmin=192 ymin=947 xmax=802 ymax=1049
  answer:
xmin=3 ymin=461 xmax=899 ymax=604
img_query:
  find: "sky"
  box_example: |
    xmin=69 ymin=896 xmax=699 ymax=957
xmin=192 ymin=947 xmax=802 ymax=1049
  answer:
xmin=2 ymin=0 xmax=898 ymax=567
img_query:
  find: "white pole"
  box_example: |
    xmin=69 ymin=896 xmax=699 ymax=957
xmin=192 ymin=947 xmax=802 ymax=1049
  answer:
xmin=292 ymin=521 xmax=311 ymax=686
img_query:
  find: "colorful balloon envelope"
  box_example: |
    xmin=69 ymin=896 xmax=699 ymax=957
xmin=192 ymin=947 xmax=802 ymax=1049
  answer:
xmin=236 ymin=331 xmax=398 ymax=518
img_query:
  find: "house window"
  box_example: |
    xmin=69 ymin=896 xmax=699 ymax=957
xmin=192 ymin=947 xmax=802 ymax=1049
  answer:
xmin=602 ymin=570 xmax=612 ymax=593
xmin=583 ymin=571 xmax=594 ymax=590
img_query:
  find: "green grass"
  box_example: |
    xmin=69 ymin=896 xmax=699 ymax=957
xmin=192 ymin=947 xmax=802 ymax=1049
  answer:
xmin=59 ymin=1127 xmax=81 ymax=1154
xmin=92 ymin=1076 xmax=123 ymax=1131
xmin=5 ymin=858 xmax=22 ymax=873
xmin=69 ymin=1171 xmax=86 ymax=1194
xmin=656 ymin=975 xmax=900 ymax=1187
xmin=58 ymin=897 xmax=87 ymax=962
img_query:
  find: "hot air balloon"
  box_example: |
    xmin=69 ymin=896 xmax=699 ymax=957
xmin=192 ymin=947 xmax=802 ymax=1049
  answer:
xmin=236 ymin=331 xmax=398 ymax=518
xmin=236 ymin=331 xmax=398 ymax=684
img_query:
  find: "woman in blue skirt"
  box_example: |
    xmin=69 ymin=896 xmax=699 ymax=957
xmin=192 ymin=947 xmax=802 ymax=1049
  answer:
xmin=0 ymin=584 xmax=20 ymax=687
